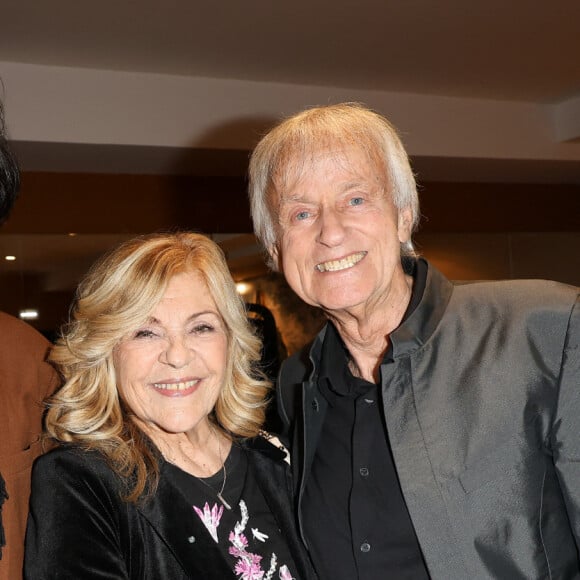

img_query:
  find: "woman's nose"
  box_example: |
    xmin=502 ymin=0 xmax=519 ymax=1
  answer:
xmin=160 ymin=335 xmax=193 ymax=368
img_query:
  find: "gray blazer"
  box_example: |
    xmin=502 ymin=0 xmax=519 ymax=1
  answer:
xmin=279 ymin=261 xmax=580 ymax=579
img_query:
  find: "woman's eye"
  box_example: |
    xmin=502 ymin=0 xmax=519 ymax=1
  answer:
xmin=133 ymin=329 xmax=157 ymax=339
xmin=349 ymin=196 xmax=364 ymax=206
xmin=192 ymin=323 xmax=214 ymax=334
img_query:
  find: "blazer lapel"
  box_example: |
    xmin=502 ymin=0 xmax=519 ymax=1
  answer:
xmin=300 ymin=379 xmax=328 ymax=495
xmin=382 ymin=356 xmax=468 ymax=578
xmin=246 ymin=438 xmax=294 ymax=529
xmin=137 ymin=463 xmax=234 ymax=579
xmin=246 ymin=439 xmax=317 ymax=580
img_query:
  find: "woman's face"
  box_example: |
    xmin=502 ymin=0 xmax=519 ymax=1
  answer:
xmin=113 ymin=270 xmax=228 ymax=438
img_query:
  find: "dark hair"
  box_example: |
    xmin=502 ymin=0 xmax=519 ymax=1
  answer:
xmin=0 ymin=100 xmax=20 ymax=225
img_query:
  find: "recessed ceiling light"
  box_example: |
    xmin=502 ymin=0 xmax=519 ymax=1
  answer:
xmin=4 ymin=255 xmax=16 ymax=261
xmin=19 ymin=309 xmax=39 ymax=320
xmin=236 ymin=282 xmax=251 ymax=295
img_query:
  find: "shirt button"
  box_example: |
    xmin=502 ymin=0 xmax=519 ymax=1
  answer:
xmin=359 ymin=467 xmax=369 ymax=477
xmin=363 ymin=398 xmax=374 ymax=404
xmin=360 ymin=542 xmax=371 ymax=553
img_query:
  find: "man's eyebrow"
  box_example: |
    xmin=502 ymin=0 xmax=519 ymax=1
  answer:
xmin=340 ymin=180 xmax=367 ymax=191
xmin=278 ymin=192 xmax=309 ymax=204
xmin=280 ymin=179 xmax=368 ymax=201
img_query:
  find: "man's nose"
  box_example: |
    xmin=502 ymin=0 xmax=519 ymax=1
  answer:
xmin=316 ymin=207 xmax=346 ymax=247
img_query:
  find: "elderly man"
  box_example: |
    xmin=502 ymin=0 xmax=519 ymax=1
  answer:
xmin=248 ymin=103 xmax=580 ymax=579
xmin=0 ymin=101 xmax=58 ymax=580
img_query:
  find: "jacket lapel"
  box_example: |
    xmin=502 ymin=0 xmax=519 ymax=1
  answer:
xmin=383 ymin=263 xmax=468 ymax=578
xmin=246 ymin=439 xmax=317 ymax=580
xmin=381 ymin=356 xmax=467 ymax=578
xmin=246 ymin=439 xmax=296 ymax=538
xmin=299 ymin=379 xmax=328 ymax=495
xmin=137 ymin=463 xmax=234 ymax=579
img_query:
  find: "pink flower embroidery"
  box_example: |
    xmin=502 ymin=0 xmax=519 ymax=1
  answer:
xmin=234 ymin=553 xmax=264 ymax=579
xmin=226 ymin=500 xmax=294 ymax=580
xmin=193 ymin=502 xmax=224 ymax=543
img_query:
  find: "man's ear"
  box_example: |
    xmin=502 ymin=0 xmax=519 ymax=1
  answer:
xmin=267 ymin=244 xmax=281 ymax=272
xmin=397 ymin=207 xmax=413 ymax=244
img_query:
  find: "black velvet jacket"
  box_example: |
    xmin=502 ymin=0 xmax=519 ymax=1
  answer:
xmin=24 ymin=438 xmax=316 ymax=579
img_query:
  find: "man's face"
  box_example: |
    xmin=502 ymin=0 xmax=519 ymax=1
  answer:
xmin=271 ymin=146 xmax=412 ymax=316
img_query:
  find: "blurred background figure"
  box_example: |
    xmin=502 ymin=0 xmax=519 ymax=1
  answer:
xmin=0 ymin=99 xmax=59 ymax=580
xmin=245 ymin=302 xmax=286 ymax=433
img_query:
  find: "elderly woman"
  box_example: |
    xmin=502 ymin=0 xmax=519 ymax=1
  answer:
xmin=24 ymin=232 xmax=315 ymax=580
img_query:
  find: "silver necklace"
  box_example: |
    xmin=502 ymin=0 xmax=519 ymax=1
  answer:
xmin=195 ymin=427 xmax=231 ymax=510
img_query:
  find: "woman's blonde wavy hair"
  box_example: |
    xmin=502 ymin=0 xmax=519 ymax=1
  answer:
xmin=47 ymin=232 xmax=269 ymax=502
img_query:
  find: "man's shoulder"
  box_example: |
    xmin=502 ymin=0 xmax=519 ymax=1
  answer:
xmin=0 ymin=311 xmax=59 ymax=409
xmin=0 ymin=310 xmax=51 ymax=350
xmin=452 ymin=278 xmax=579 ymax=310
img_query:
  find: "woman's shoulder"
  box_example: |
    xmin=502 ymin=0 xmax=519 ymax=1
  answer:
xmin=242 ymin=431 xmax=290 ymax=465
xmin=33 ymin=444 xmax=119 ymax=487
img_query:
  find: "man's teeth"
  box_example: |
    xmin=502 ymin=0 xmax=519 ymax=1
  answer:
xmin=315 ymin=251 xmax=366 ymax=273
xmin=153 ymin=380 xmax=198 ymax=391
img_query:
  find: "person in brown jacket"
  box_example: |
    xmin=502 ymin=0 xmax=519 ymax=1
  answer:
xmin=0 ymin=99 xmax=59 ymax=580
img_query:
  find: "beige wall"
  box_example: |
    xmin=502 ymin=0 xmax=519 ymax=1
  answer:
xmin=417 ymin=232 xmax=580 ymax=287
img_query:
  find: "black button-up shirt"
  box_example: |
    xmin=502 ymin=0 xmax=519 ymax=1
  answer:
xmin=301 ymin=260 xmax=431 ymax=579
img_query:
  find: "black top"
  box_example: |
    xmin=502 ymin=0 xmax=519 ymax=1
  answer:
xmin=168 ymin=443 xmax=299 ymax=579
xmin=301 ymin=260 xmax=431 ymax=579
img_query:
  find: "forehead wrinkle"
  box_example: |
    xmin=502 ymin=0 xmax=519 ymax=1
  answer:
xmin=276 ymin=160 xmax=384 ymax=204
xmin=286 ymin=141 xmax=383 ymax=177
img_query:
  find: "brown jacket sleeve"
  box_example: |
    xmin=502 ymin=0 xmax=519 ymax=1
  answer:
xmin=0 ymin=312 xmax=59 ymax=580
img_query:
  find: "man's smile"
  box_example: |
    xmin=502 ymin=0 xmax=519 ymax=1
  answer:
xmin=315 ymin=251 xmax=367 ymax=273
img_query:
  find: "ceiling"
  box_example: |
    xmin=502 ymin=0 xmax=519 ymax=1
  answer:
xmin=3 ymin=0 xmax=580 ymax=103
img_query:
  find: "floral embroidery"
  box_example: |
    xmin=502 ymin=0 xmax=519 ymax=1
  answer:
xmin=193 ymin=498 xmax=295 ymax=579
xmin=193 ymin=502 xmax=224 ymax=543
xmin=252 ymin=528 xmax=269 ymax=542
xmin=279 ymin=565 xmax=294 ymax=580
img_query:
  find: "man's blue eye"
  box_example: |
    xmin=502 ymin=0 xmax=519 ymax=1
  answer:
xmin=350 ymin=197 xmax=364 ymax=206
xmin=295 ymin=211 xmax=310 ymax=221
